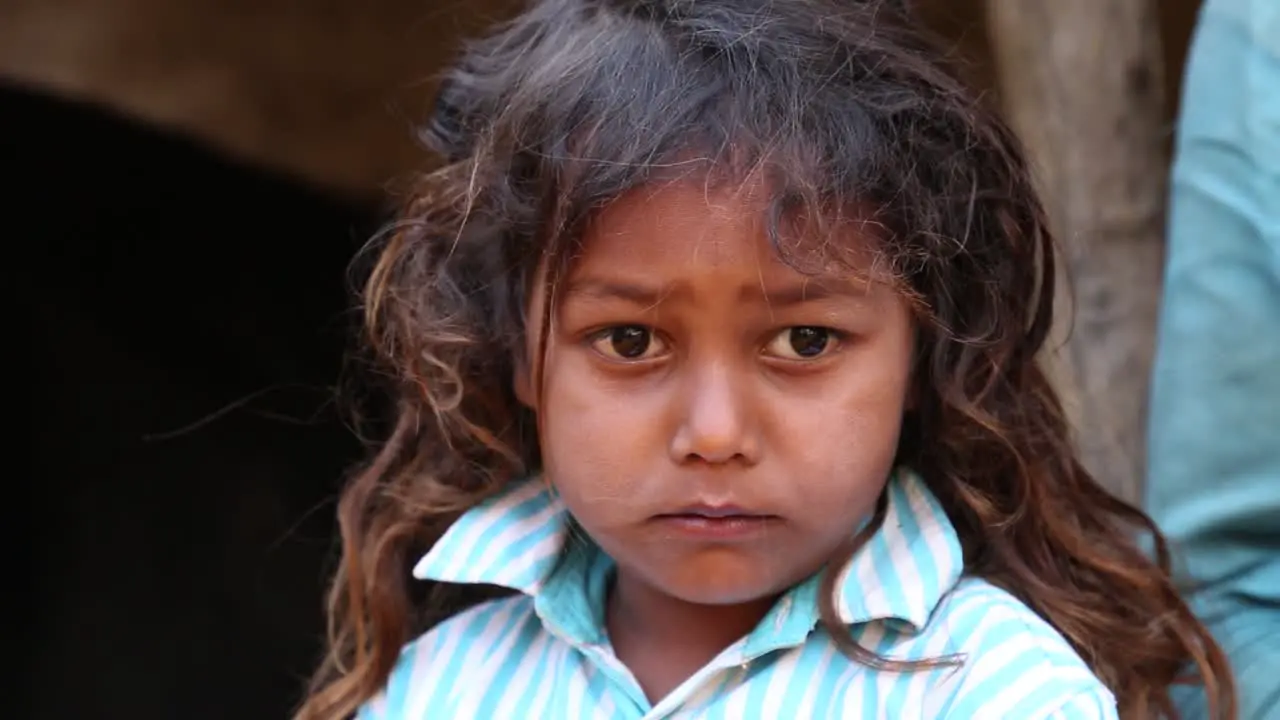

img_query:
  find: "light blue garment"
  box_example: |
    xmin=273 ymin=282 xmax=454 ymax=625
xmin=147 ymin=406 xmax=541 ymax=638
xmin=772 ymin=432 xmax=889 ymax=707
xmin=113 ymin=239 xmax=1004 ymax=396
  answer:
xmin=359 ymin=471 xmax=1115 ymax=718
xmin=1146 ymin=0 xmax=1280 ymax=717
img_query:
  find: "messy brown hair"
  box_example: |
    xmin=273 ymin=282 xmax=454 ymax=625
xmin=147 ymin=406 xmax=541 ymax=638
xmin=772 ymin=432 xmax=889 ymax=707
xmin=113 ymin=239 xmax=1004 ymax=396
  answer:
xmin=296 ymin=0 xmax=1234 ymax=718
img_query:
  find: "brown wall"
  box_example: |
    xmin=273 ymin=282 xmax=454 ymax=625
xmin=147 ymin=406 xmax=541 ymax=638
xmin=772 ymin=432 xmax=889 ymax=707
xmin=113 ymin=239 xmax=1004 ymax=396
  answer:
xmin=0 ymin=0 xmax=520 ymax=197
xmin=0 ymin=0 xmax=1201 ymax=199
xmin=916 ymin=0 xmax=1201 ymax=120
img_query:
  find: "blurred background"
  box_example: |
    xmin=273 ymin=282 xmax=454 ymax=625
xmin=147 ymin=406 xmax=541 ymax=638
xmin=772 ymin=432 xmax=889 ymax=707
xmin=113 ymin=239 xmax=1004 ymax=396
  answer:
xmin=3 ymin=1 xmax=1206 ymax=717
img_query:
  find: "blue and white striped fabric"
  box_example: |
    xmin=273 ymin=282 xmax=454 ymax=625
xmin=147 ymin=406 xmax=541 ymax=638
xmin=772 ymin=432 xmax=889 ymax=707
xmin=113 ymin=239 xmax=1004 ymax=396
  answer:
xmin=360 ymin=471 xmax=1116 ymax=718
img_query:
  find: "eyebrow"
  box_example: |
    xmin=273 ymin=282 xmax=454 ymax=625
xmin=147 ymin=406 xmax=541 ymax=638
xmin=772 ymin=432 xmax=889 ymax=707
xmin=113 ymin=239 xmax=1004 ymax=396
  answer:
xmin=560 ymin=276 xmax=871 ymax=307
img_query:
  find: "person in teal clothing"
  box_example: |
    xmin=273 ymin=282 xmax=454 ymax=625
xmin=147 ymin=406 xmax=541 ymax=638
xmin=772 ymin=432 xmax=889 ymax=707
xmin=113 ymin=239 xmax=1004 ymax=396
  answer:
xmin=1147 ymin=0 xmax=1280 ymax=718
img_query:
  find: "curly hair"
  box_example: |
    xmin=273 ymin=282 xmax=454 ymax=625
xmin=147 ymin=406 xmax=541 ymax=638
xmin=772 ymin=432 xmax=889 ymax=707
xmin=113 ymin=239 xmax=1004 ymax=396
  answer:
xmin=295 ymin=0 xmax=1235 ymax=717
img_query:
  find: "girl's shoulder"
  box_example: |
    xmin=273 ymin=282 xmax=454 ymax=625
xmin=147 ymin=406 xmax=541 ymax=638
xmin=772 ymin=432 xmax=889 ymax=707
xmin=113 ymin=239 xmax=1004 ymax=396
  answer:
xmin=356 ymin=594 xmax=541 ymax=720
xmin=928 ymin=575 xmax=1089 ymax=659
xmin=907 ymin=576 xmax=1117 ymax=718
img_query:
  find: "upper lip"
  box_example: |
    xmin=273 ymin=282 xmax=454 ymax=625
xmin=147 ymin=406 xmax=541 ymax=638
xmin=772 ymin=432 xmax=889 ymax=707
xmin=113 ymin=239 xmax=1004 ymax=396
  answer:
xmin=659 ymin=503 xmax=774 ymax=518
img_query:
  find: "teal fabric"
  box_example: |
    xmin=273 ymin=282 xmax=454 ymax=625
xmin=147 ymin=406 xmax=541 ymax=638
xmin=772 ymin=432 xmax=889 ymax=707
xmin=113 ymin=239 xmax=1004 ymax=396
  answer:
xmin=1146 ymin=1 xmax=1280 ymax=717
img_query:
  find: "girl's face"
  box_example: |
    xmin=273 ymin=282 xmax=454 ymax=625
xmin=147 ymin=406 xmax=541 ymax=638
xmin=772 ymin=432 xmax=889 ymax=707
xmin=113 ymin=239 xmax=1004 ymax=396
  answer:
xmin=521 ymin=178 xmax=914 ymax=607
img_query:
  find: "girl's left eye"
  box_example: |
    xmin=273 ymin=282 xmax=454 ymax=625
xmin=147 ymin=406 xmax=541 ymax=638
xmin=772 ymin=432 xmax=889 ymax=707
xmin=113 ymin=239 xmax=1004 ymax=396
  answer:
xmin=589 ymin=325 xmax=669 ymax=361
xmin=763 ymin=326 xmax=840 ymax=360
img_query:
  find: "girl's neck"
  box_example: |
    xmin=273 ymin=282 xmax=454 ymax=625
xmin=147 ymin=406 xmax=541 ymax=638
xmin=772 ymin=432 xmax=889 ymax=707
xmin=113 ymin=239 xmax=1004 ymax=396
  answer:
xmin=605 ymin=570 xmax=779 ymax=703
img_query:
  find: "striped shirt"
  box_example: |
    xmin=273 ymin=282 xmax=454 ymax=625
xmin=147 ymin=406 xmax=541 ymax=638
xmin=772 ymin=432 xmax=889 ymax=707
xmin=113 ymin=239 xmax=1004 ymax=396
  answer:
xmin=360 ymin=470 xmax=1116 ymax=718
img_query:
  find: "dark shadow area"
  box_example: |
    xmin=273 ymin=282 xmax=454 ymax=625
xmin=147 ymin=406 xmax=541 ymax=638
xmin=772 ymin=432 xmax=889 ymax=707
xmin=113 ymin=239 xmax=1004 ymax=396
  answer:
xmin=6 ymin=80 xmax=378 ymax=719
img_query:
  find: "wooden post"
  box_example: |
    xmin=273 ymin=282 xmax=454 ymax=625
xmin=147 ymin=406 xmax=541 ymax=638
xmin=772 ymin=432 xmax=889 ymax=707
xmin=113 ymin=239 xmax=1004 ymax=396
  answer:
xmin=985 ymin=1 xmax=1169 ymax=502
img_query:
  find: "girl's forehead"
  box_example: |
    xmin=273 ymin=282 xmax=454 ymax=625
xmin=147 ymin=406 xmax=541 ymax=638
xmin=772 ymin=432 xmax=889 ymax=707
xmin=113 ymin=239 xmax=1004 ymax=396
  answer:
xmin=572 ymin=177 xmax=888 ymax=282
xmin=587 ymin=179 xmax=767 ymax=245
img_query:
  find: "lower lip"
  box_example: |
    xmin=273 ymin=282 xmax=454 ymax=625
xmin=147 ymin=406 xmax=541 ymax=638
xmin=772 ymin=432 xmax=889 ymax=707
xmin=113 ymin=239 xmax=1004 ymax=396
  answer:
xmin=653 ymin=514 xmax=779 ymax=539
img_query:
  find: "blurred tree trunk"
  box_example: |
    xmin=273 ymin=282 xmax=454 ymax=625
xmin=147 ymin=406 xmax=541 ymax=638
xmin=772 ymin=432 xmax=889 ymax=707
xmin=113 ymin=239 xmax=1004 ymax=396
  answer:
xmin=985 ymin=1 xmax=1169 ymax=503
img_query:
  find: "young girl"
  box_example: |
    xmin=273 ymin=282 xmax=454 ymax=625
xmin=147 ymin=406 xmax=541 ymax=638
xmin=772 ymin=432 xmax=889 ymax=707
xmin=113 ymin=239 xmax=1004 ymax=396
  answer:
xmin=298 ymin=0 xmax=1234 ymax=717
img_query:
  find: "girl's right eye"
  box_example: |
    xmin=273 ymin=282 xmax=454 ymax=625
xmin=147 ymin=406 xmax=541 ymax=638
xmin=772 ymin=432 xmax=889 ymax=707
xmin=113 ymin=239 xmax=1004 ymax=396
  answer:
xmin=589 ymin=325 xmax=668 ymax=361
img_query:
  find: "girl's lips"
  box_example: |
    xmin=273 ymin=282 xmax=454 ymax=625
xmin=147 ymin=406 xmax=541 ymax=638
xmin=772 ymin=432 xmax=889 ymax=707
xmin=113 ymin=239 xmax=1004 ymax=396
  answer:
xmin=652 ymin=509 xmax=780 ymax=539
xmin=664 ymin=503 xmax=759 ymax=518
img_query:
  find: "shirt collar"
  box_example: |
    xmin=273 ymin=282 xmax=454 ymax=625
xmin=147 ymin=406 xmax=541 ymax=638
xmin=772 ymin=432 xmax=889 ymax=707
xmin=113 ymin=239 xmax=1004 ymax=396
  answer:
xmin=414 ymin=469 xmax=964 ymax=644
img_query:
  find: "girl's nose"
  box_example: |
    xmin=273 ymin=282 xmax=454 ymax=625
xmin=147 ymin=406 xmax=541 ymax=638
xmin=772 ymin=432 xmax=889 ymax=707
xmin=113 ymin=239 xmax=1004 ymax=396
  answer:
xmin=668 ymin=361 xmax=760 ymax=466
